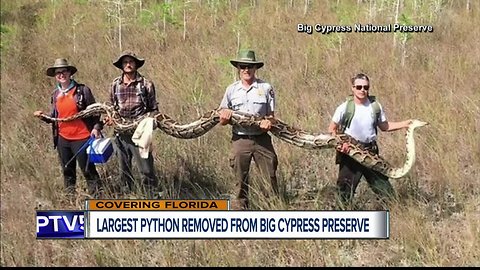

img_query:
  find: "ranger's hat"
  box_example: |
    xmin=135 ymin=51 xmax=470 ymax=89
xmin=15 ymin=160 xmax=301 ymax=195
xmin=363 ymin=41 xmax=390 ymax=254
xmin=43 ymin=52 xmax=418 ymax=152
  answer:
xmin=113 ymin=51 xmax=145 ymax=70
xmin=230 ymin=49 xmax=264 ymax=69
xmin=46 ymin=58 xmax=77 ymax=77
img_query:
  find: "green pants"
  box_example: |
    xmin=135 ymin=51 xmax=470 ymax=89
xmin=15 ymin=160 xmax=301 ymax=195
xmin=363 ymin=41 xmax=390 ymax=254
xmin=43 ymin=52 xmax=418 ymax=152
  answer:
xmin=336 ymin=148 xmax=396 ymax=208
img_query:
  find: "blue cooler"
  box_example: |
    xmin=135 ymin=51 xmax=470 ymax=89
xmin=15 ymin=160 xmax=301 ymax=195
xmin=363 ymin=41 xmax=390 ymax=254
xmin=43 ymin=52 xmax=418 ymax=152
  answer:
xmin=87 ymin=138 xmax=114 ymax=164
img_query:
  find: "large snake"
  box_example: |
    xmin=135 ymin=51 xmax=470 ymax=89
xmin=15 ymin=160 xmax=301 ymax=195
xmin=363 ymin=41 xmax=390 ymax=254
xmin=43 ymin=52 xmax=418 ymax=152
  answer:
xmin=38 ymin=103 xmax=428 ymax=179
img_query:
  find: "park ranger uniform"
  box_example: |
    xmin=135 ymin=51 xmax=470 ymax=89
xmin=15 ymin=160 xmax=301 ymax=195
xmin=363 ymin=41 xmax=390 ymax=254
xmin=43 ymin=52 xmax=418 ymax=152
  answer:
xmin=220 ymin=78 xmax=279 ymax=209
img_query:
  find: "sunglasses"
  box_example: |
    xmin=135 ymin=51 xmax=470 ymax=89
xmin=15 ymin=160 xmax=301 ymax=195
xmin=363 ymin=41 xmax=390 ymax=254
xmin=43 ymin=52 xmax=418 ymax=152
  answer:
xmin=238 ymin=64 xmax=255 ymax=70
xmin=55 ymin=69 xmax=70 ymax=75
xmin=354 ymin=85 xmax=370 ymax=90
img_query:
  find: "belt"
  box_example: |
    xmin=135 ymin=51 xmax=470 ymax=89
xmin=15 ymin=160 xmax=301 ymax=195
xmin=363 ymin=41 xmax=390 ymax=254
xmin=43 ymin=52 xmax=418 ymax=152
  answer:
xmin=232 ymin=133 xmax=267 ymax=140
xmin=347 ymin=136 xmax=376 ymax=147
xmin=359 ymin=141 xmax=377 ymax=148
xmin=114 ymin=129 xmax=135 ymax=137
xmin=357 ymin=141 xmax=378 ymax=154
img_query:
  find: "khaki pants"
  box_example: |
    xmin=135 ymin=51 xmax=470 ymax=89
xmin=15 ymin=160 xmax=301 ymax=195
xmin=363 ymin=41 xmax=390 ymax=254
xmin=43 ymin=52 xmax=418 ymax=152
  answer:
xmin=229 ymin=133 xmax=279 ymax=209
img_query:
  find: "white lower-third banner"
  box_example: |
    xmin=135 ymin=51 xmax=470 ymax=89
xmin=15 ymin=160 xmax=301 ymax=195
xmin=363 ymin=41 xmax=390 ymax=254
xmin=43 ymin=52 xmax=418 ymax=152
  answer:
xmin=86 ymin=210 xmax=389 ymax=239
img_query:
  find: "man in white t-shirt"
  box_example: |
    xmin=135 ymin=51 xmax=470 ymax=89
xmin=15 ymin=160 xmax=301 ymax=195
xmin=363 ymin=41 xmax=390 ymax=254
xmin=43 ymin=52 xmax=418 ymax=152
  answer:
xmin=328 ymin=73 xmax=412 ymax=208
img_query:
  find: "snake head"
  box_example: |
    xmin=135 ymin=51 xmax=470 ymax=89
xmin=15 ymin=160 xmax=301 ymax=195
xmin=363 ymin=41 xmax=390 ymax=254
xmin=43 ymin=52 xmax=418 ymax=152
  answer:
xmin=410 ymin=120 xmax=429 ymax=129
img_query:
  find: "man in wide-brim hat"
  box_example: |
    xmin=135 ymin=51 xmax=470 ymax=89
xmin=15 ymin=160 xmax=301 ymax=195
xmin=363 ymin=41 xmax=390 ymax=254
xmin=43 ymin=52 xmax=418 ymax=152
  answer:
xmin=46 ymin=58 xmax=78 ymax=77
xmin=112 ymin=51 xmax=145 ymax=70
xmin=218 ymin=49 xmax=280 ymax=210
xmin=229 ymin=49 xmax=264 ymax=69
xmin=105 ymin=50 xmax=160 ymax=198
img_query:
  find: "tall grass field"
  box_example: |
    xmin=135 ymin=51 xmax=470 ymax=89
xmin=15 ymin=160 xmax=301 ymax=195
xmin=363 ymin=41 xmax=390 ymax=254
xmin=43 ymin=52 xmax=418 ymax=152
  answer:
xmin=1 ymin=0 xmax=479 ymax=266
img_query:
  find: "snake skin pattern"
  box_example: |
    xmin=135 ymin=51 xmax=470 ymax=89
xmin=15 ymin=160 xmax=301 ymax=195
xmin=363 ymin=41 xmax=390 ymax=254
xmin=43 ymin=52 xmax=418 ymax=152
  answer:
xmin=38 ymin=103 xmax=428 ymax=179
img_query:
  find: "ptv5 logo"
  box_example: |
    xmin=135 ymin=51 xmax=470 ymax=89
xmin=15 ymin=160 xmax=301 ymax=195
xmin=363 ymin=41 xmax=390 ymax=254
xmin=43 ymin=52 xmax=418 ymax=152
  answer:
xmin=36 ymin=211 xmax=85 ymax=239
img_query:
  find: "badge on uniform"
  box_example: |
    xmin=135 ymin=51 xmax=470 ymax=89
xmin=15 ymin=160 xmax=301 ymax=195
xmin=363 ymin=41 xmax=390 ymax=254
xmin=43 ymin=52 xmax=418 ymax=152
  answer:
xmin=257 ymin=88 xmax=264 ymax=96
xmin=269 ymin=88 xmax=275 ymax=98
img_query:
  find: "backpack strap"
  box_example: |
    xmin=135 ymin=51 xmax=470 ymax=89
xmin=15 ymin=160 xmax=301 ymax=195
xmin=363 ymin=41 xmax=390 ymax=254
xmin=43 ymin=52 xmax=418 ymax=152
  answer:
xmin=369 ymin=95 xmax=381 ymax=131
xmin=339 ymin=95 xmax=381 ymax=134
xmin=49 ymin=88 xmax=60 ymax=148
xmin=113 ymin=76 xmax=148 ymax=111
xmin=50 ymin=88 xmax=59 ymax=118
xmin=137 ymin=77 xmax=148 ymax=111
xmin=339 ymin=95 xmax=355 ymax=133
xmin=52 ymin=82 xmax=87 ymax=110
xmin=113 ymin=77 xmax=121 ymax=111
xmin=75 ymin=83 xmax=86 ymax=110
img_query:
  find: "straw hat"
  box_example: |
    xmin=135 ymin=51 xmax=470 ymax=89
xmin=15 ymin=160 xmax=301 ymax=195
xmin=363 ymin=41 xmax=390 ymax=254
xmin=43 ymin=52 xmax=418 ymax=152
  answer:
xmin=113 ymin=51 xmax=145 ymax=69
xmin=46 ymin=58 xmax=77 ymax=77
